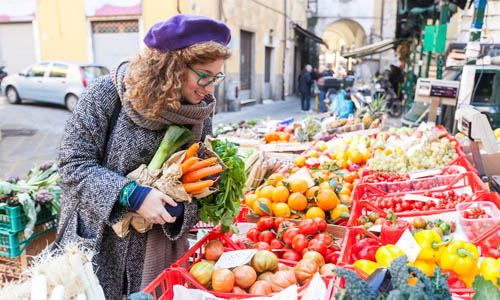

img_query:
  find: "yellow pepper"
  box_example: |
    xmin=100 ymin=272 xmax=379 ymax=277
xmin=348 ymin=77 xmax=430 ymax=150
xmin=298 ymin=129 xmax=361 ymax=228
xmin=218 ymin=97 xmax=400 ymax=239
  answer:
xmin=354 ymin=259 xmax=379 ymax=277
xmin=460 ymin=265 xmax=480 ymax=289
xmin=376 ymin=245 xmax=405 ymax=267
xmin=414 ymin=230 xmax=451 ymax=262
xmin=411 ymin=259 xmax=437 ymax=277
xmin=440 ymin=241 xmax=479 ymax=276
xmin=480 ymin=257 xmax=500 ymax=287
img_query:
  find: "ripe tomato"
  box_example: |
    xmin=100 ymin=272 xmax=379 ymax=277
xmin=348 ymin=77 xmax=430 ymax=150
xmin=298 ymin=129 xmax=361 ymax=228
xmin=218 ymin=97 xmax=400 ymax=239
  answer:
xmin=273 ymin=217 xmax=285 ymax=232
xmin=259 ymin=230 xmax=276 ymax=244
xmin=308 ymin=239 xmax=327 ymax=256
xmin=282 ymin=249 xmax=301 ymax=261
xmin=270 ymin=238 xmax=284 ymax=250
xmin=291 ymin=234 xmax=309 ymax=253
xmin=299 ymin=219 xmax=318 ymax=235
xmin=236 ymin=237 xmax=254 ymax=249
xmin=253 ymin=241 xmax=271 ymax=251
xmin=282 ymin=228 xmax=301 ymax=246
xmin=313 ymin=233 xmax=333 ymax=248
xmin=257 ymin=216 xmax=274 ymax=231
xmin=278 ymin=220 xmax=296 ymax=234
xmin=247 ymin=228 xmax=260 ymax=242
xmin=314 ymin=217 xmax=327 ymax=232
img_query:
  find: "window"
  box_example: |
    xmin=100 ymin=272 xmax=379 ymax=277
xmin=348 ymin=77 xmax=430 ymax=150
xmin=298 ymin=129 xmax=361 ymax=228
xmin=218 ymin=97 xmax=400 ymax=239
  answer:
xmin=49 ymin=63 xmax=68 ymax=78
xmin=472 ymin=72 xmax=496 ymax=104
xmin=27 ymin=63 xmax=49 ymax=77
xmin=80 ymin=66 xmax=109 ymax=80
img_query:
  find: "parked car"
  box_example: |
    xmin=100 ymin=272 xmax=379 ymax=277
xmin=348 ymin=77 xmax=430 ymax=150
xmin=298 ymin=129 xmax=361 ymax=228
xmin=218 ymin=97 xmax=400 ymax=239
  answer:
xmin=0 ymin=61 xmax=109 ymax=111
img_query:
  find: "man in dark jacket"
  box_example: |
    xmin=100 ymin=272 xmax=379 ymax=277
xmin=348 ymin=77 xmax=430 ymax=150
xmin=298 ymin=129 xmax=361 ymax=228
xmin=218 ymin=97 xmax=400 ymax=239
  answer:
xmin=298 ymin=64 xmax=313 ymax=111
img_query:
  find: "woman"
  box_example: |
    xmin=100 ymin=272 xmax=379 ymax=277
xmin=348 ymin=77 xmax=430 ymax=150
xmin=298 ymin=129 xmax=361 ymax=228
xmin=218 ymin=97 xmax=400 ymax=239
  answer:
xmin=57 ymin=14 xmax=231 ymax=299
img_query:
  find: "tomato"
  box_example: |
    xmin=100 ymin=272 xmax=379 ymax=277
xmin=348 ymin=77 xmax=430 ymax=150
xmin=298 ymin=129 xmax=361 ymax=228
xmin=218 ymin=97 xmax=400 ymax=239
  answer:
xmin=252 ymin=250 xmax=279 ymax=273
xmin=189 ymin=261 xmax=214 ymax=287
xmin=282 ymin=227 xmax=300 ymax=246
xmin=257 ymin=216 xmax=274 ymax=231
xmin=270 ymin=238 xmax=284 ymax=250
xmin=233 ymin=265 xmax=257 ymax=289
xmin=308 ymin=239 xmax=327 ymax=256
xmin=303 ymin=250 xmax=325 ymax=267
xmin=247 ymin=228 xmax=260 ymax=242
xmin=291 ymin=234 xmax=309 ymax=253
xmin=249 ymin=280 xmax=272 ymax=295
xmin=236 ymin=237 xmax=254 ymax=249
xmin=313 ymin=233 xmax=333 ymax=248
xmin=314 ymin=217 xmax=327 ymax=232
xmin=299 ymin=219 xmax=319 ymax=235
xmin=274 ymin=217 xmax=285 ymax=232
xmin=231 ymin=286 xmax=247 ymax=294
xmin=270 ymin=270 xmax=297 ymax=292
xmin=253 ymin=241 xmax=271 ymax=251
xmin=320 ymin=263 xmax=337 ymax=276
xmin=257 ymin=272 xmax=274 ymax=282
xmin=205 ymin=240 xmax=224 ymax=261
xmin=278 ymin=220 xmax=296 ymax=233
xmin=282 ymin=249 xmax=301 ymax=261
xmin=293 ymin=258 xmax=319 ymax=285
xmin=212 ymin=268 xmax=235 ymax=292
xmin=259 ymin=230 xmax=276 ymax=244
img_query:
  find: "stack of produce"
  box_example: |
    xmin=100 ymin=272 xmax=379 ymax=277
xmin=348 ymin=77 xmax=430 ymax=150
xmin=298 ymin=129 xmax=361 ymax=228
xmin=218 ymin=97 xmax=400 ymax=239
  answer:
xmin=245 ymin=152 xmax=285 ymax=189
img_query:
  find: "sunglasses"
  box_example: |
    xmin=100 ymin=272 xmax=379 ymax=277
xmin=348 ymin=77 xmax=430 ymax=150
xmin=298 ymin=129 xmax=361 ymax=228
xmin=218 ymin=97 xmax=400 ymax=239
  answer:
xmin=187 ymin=65 xmax=226 ymax=87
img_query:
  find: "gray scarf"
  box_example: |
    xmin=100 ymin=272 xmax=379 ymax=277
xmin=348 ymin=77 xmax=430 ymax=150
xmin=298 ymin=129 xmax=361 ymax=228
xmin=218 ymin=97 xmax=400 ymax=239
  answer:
xmin=110 ymin=60 xmax=215 ymax=141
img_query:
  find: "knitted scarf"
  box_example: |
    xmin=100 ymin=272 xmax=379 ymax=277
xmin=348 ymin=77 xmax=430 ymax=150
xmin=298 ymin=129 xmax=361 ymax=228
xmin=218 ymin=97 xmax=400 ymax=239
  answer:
xmin=110 ymin=60 xmax=215 ymax=142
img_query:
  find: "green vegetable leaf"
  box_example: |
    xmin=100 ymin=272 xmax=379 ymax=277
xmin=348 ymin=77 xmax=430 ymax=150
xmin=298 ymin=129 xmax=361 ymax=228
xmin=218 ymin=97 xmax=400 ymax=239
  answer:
xmin=328 ymin=178 xmax=338 ymax=191
xmin=18 ymin=192 xmax=37 ymax=239
xmin=259 ymin=201 xmax=271 ymax=216
xmin=472 ymin=275 xmax=500 ymax=300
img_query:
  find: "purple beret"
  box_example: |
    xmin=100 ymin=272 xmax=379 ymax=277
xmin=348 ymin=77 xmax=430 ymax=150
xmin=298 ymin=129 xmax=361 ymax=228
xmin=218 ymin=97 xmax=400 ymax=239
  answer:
xmin=144 ymin=14 xmax=231 ymax=52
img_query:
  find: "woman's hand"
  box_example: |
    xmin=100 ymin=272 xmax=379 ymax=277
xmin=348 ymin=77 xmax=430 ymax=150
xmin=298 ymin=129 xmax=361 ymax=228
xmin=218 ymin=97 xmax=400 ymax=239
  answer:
xmin=136 ymin=188 xmax=177 ymax=224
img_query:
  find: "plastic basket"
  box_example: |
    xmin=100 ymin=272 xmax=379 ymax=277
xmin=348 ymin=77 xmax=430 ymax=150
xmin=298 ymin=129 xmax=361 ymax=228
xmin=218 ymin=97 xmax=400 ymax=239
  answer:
xmin=144 ymin=267 xmax=335 ymax=300
xmin=0 ymin=204 xmax=55 ymax=234
xmin=0 ymin=220 xmax=57 ymax=258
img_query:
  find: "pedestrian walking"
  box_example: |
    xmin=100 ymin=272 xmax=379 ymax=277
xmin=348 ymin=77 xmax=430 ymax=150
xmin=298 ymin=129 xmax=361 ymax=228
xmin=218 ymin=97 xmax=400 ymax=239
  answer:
xmin=298 ymin=64 xmax=313 ymax=111
xmin=56 ymin=14 xmax=231 ymax=300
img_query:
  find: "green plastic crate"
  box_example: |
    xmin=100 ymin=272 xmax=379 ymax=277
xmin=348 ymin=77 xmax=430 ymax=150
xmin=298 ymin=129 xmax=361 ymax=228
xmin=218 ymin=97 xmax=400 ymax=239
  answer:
xmin=0 ymin=220 xmax=57 ymax=258
xmin=0 ymin=205 xmax=55 ymax=233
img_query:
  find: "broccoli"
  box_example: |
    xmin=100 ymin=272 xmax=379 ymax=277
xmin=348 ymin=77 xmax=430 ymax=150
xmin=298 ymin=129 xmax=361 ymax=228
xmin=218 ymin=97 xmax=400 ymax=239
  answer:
xmin=334 ymin=268 xmax=377 ymax=300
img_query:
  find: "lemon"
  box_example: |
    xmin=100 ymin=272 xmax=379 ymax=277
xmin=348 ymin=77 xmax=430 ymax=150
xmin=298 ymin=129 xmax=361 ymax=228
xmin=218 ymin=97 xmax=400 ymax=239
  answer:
xmin=494 ymin=128 xmax=500 ymax=138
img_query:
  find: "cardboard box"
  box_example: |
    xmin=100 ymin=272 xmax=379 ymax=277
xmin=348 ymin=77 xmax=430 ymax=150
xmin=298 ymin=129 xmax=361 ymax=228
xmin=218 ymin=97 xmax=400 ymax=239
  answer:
xmin=467 ymin=153 xmax=500 ymax=177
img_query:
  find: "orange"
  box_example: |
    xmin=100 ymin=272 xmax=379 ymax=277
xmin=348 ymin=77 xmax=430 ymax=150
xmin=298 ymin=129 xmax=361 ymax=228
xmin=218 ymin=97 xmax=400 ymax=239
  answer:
xmin=384 ymin=149 xmax=392 ymax=156
xmin=307 ymin=150 xmax=319 ymax=158
xmin=290 ymin=178 xmax=308 ymax=194
xmin=339 ymin=194 xmax=351 ymax=204
xmin=316 ymin=189 xmax=338 ymax=211
xmin=363 ymin=152 xmax=371 ymax=163
xmin=244 ymin=193 xmax=258 ymax=209
xmin=339 ymin=187 xmax=352 ymax=196
xmin=343 ymin=182 xmax=354 ymax=191
xmin=272 ymin=186 xmax=290 ymax=203
xmin=259 ymin=185 xmax=275 ymax=200
xmin=342 ymin=172 xmax=356 ymax=183
xmin=273 ymin=203 xmax=291 ymax=218
xmin=305 ymin=186 xmax=320 ymax=199
xmin=288 ymin=192 xmax=308 ymax=211
xmin=254 ymin=186 xmax=264 ymax=198
xmin=253 ymin=198 xmax=272 ymax=216
xmin=350 ymin=151 xmax=364 ymax=165
xmin=294 ymin=156 xmax=306 ymax=167
xmin=266 ymin=173 xmax=284 ymax=186
xmin=330 ymin=204 xmax=349 ymax=220
xmin=306 ymin=206 xmax=325 ymax=219
xmin=319 ymin=182 xmax=333 ymax=191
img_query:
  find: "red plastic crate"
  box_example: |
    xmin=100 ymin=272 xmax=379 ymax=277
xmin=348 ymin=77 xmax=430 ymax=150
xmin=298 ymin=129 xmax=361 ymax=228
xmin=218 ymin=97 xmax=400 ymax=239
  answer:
xmin=190 ymin=206 xmax=249 ymax=232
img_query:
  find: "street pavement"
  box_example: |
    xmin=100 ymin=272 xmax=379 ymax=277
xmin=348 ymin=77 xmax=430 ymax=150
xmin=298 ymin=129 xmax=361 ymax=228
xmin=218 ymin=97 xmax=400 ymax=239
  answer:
xmin=0 ymin=95 xmax=401 ymax=178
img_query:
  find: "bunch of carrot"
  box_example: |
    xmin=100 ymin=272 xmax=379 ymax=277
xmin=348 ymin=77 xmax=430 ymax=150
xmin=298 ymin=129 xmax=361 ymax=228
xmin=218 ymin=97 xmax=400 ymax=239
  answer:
xmin=180 ymin=143 xmax=223 ymax=195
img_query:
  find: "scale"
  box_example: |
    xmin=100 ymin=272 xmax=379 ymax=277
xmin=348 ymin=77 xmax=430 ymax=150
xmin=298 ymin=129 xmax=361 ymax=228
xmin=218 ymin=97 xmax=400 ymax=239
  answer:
xmin=414 ymin=78 xmax=460 ymax=124
xmin=456 ymin=105 xmax=499 ymax=180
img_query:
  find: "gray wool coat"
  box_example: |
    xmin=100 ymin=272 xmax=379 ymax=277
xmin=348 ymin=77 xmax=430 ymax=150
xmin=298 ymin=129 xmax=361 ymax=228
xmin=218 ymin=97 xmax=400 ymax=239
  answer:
xmin=57 ymin=75 xmax=210 ymax=299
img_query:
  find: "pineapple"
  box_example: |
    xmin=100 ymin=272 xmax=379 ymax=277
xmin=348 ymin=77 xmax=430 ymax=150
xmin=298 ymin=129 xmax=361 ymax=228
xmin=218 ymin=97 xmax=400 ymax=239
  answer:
xmin=358 ymin=95 xmax=388 ymax=129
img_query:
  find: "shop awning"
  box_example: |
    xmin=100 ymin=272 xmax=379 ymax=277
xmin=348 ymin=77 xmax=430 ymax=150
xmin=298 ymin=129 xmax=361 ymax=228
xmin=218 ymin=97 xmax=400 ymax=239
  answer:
xmin=342 ymin=39 xmax=398 ymax=58
xmin=294 ymin=24 xmax=329 ymax=48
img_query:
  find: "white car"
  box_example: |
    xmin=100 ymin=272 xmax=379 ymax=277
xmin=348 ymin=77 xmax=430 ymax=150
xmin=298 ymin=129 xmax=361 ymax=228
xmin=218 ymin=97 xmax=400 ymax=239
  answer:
xmin=1 ymin=61 xmax=109 ymax=111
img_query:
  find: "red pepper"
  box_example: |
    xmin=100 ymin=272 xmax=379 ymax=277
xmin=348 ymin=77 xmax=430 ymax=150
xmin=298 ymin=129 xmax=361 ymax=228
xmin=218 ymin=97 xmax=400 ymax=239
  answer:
xmin=481 ymin=236 xmax=500 ymax=259
xmin=329 ymin=251 xmax=341 ymax=264
xmin=443 ymin=270 xmax=467 ymax=289
xmin=351 ymin=238 xmax=381 ymax=262
xmin=380 ymin=211 xmax=410 ymax=245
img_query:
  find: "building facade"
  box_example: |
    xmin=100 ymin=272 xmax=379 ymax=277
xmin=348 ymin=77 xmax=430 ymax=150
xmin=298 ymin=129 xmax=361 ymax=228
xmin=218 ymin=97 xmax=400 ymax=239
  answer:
xmin=0 ymin=0 xmax=309 ymax=112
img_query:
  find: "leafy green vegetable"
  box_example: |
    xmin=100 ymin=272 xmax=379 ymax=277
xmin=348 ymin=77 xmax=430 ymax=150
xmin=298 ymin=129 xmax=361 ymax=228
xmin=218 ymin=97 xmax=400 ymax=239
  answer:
xmin=333 ymin=268 xmax=376 ymax=300
xmin=18 ymin=192 xmax=38 ymax=238
xmin=148 ymin=126 xmax=193 ymax=171
xmin=472 ymin=275 xmax=500 ymax=300
xmin=197 ymin=139 xmax=246 ymax=233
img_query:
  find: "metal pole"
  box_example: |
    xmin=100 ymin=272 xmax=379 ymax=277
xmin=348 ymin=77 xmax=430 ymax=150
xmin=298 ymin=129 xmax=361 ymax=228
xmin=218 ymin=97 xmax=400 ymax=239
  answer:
xmin=436 ymin=0 xmax=449 ymax=79
xmin=418 ymin=25 xmax=425 ymax=77
xmin=282 ymin=0 xmax=287 ymax=100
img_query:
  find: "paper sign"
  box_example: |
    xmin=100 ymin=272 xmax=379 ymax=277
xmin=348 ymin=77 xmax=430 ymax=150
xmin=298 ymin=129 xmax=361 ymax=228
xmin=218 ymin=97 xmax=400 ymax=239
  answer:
xmin=395 ymin=229 xmax=422 ymax=263
xmin=288 ymin=167 xmax=315 ymax=188
xmin=214 ymin=249 xmax=257 ymax=269
xmin=410 ymin=169 xmax=442 ymax=179
xmin=368 ymin=224 xmax=382 ymax=232
xmin=300 ymin=273 xmax=327 ymax=300
xmin=403 ymin=194 xmax=439 ymax=204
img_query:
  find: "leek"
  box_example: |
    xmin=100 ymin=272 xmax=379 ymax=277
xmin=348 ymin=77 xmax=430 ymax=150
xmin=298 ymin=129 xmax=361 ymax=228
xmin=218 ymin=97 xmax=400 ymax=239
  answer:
xmin=147 ymin=126 xmax=193 ymax=171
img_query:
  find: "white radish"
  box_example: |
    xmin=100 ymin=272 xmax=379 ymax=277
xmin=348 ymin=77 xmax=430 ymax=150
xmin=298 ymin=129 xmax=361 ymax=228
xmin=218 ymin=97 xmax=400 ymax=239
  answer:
xmin=69 ymin=254 xmax=90 ymax=290
xmin=83 ymin=263 xmax=98 ymax=300
xmin=31 ymin=274 xmax=47 ymax=300
xmin=49 ymin=285 xmax=64 ymax=300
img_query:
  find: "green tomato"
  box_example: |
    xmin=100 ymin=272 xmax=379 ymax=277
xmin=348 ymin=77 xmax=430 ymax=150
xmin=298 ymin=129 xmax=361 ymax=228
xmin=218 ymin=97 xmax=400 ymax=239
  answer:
xmin=439 ymin=222 xmax=451 ymax=236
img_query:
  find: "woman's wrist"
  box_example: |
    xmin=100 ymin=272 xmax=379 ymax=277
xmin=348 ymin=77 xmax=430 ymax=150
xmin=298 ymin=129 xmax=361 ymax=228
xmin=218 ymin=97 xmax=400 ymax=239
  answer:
xmin=119 ymin=182 xmax=152 ymax=211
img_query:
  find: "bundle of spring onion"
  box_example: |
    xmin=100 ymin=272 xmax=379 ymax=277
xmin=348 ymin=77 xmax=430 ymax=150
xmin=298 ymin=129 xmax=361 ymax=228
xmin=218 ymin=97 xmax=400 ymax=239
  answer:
xmin=0 ymin=243 xmax=104 ymax=300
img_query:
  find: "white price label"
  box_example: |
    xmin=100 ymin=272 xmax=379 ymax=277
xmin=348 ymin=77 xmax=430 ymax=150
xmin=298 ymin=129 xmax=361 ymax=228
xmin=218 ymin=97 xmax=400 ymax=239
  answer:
xmin=368 ymin=224 xmax=382 ymax=232
xmin=395 ymin=229 xmax=422 ymax=263
xmin=403 ymin=194 xmax=439 ymax=204
xmin=409 ymin=169 xmax=442 ymax=179
xmin=214 ymin=249 xmax=257 ymax=269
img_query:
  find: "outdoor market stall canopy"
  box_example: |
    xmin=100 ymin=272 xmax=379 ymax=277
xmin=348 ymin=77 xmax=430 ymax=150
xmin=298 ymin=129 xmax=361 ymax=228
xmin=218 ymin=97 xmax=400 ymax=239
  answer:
xmin=341 ymin=39 xmax=399 ymax=58
xmin=293 ymin=23 xmax=329 ymax=48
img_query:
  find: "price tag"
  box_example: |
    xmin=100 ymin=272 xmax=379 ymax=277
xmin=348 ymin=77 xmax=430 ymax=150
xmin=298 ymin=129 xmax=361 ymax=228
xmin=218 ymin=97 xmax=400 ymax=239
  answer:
xmin=409 ymin=169 xmax=442 ymax=179
xmin=368 ymin=224 xmax=382 ymax=232
xmin=214 ymin=249 xmax=257 ymax=269
xmin=395 ymin=229 xmax=422 ymax=263
xmin=403 ymin=194 xmax=439 ymax=204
